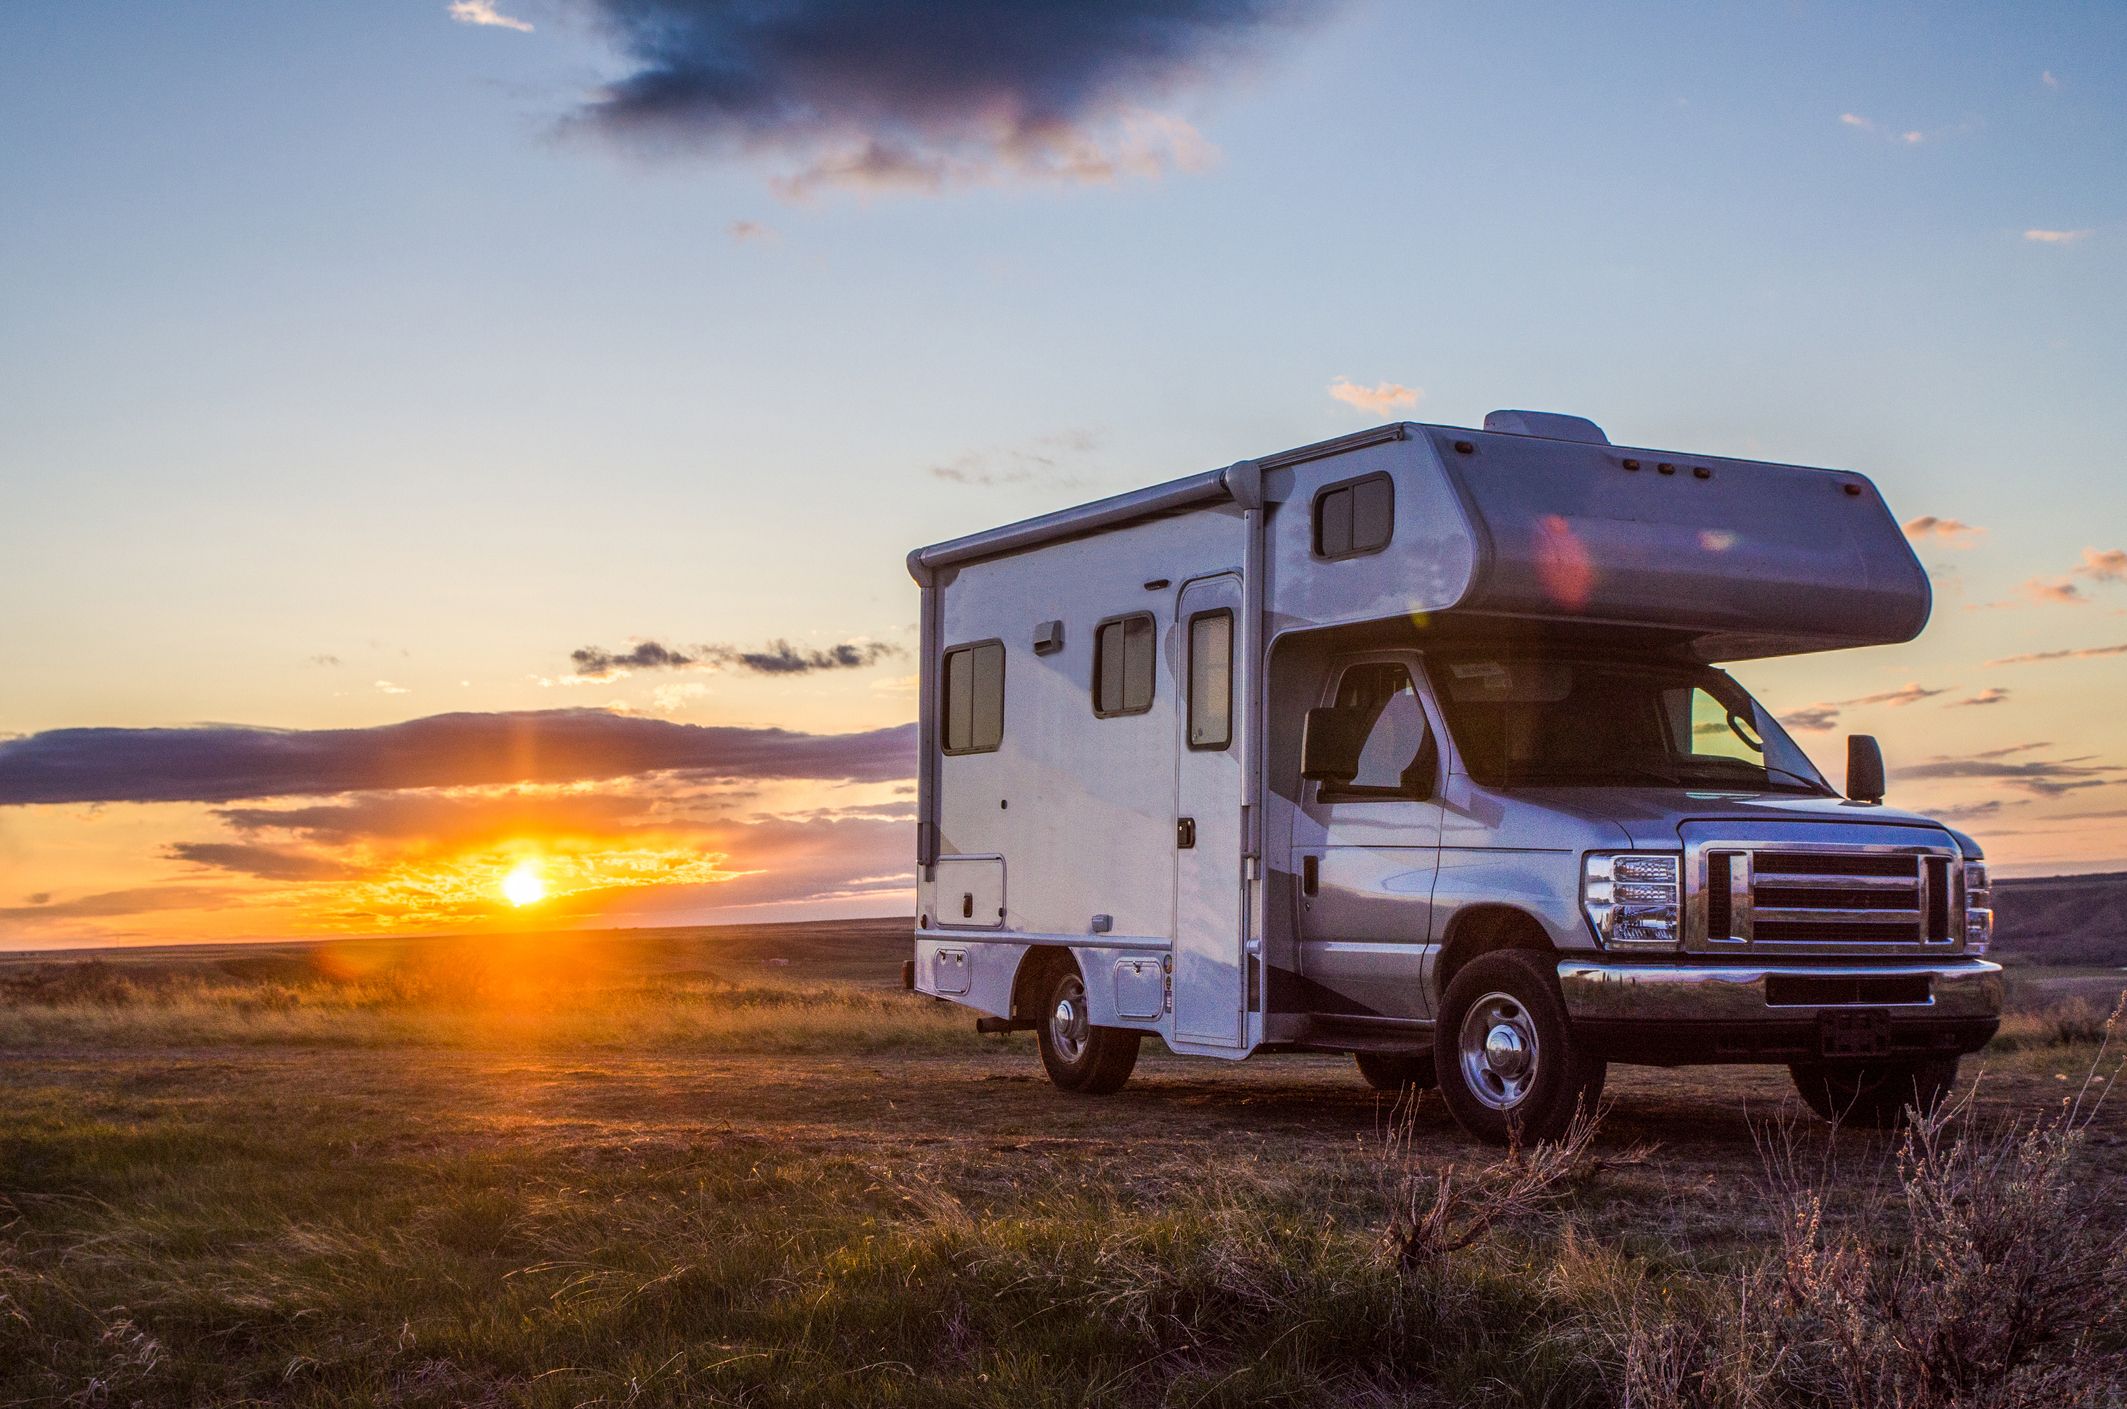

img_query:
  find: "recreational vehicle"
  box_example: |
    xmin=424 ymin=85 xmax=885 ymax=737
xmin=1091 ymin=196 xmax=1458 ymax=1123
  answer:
xmin=904 ymin=412 xmax=2001 ymax=1144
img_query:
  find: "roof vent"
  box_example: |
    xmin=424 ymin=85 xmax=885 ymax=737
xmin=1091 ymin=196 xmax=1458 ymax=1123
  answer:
xmin=1482 ymin=410 xmax=1610 ymax=444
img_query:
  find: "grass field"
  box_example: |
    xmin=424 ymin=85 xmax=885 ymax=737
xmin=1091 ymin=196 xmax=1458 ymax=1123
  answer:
xmin=2 ymin=923 xmax=2124 ymax=1407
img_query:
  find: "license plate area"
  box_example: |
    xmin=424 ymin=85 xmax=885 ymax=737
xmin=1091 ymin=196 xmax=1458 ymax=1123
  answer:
xmin=1818 ymin=1008 xmax=1892 ymax=1059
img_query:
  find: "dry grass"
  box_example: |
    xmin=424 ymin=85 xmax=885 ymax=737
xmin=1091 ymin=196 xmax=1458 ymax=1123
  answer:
xmin=1 ymin=943 xmax=2124 ymax=1406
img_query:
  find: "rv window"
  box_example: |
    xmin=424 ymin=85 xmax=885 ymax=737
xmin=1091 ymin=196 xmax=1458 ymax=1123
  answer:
xmin=1093 ymin=614 xmax=1155 ymax=717
xmin=1320 ymin=662 xmax=1433 ymax=798
xmin=1313 ymin=473 xmax=1394 ymax=559
xmin=1187 ymin=610 xmax=1233 ymax=750
xmin=942 ymin=641 xmax=1005 ymax=753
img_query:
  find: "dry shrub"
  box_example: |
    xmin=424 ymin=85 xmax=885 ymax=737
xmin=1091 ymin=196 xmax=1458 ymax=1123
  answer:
xmin=1580 ymin=998 xmax=2127 ymax=1409
xmin=1378 ymin=1097 xmax=1644 ymax=1277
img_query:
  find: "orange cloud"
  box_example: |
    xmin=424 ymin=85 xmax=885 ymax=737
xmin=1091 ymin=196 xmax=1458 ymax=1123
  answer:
xmin=2023 ymin=228 xmax=2094 ymax=245
xmin=1327 ymin=377 xmax=1421 ymax=417
xmin=1902 ymin=515 xmax=1984 ymax=547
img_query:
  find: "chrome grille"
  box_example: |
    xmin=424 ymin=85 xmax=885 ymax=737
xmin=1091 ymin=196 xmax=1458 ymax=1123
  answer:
xmin=1695 ymin=842 xmax=1959 ymax=952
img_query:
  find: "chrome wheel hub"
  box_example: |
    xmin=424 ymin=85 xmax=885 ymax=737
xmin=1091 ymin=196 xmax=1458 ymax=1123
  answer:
xmin=1050 ymin=976 xmax=1090 ymax=1063
xmin=1459 ymin=991 xmax=1539 ymax=1110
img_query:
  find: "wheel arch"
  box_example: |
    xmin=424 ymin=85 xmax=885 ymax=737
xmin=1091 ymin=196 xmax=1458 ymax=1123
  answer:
xmin=1010 ymin=944 xmax=1079 ymax=1022
xmin=1435 ymin=905 xmax=1556 ymax=1000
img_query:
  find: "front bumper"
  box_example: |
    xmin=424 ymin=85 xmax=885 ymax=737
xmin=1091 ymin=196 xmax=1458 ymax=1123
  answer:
xmin=1556 ymin=957 xmax=2002 ymax=1065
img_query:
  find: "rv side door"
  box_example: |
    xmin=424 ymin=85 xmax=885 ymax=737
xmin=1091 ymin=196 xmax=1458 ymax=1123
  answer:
xmin=1292 ymin=654 xmax=1445 ymax=1022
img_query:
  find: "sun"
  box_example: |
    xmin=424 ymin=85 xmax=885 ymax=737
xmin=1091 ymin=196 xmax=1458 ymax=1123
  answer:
xmin=501 ymin=861 xmax=547 ymax=907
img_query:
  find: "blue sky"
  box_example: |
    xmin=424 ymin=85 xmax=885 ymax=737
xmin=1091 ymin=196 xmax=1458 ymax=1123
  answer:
xmin=2 ymin=1 xmax=2124 ymax=943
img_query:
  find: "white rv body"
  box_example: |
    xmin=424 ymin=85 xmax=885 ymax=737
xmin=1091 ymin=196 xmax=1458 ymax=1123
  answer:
xmin=906 ymin=415 xmax=1998 ymax=1133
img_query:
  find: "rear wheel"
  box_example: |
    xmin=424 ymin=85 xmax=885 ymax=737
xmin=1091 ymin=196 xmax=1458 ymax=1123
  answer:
xmin=1433 ymin=950 xmax=1605 ymax=1146
xmin=1354 ymin=1050 xmax=1437 ymax=1093
xmin=1789 ymin=1056 xmax=1959 ymax=1128
xmin=1037 ymin=969 xmax=1141 ymax=1095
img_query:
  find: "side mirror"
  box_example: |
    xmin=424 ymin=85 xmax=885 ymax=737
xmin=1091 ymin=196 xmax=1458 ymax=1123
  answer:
xmin=1302 ymin=706 xmax=1367 ymax=782
xmin=1846 ymin=734 xmax=1885 ymax=804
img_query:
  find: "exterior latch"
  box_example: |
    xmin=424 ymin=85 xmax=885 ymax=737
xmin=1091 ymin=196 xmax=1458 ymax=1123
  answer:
xmin=1176 ymin=817 xmax=1197 ymax=849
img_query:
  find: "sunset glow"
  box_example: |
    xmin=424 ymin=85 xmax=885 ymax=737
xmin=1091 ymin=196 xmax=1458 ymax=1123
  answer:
xmin=501 ymin=861 xmax=547 ymax=907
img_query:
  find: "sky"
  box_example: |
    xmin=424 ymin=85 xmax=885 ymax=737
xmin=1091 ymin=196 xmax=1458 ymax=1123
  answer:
xmin=2 ymin=0 xmax=2124 ymax=948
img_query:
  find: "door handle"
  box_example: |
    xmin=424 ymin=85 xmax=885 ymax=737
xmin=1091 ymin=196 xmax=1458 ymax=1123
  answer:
xmin=1176 ymin=817 xmax=1196 ymax=849
xmin=1302 ymin=854 xmax=1319 ymax=897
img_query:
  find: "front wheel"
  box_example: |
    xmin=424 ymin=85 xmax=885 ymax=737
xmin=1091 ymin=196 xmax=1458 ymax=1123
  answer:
xmin=1037 ymin=969 xmax=1141 ymax=1095
xmin=1790 ymin=1056 xmax=1958 ymax=1128
xmin=1433 ymin=950 xmax=1605 ymax=1146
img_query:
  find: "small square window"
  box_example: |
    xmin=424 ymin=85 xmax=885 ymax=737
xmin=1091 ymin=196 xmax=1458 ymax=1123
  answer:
xmin=1313 ymin=472 xmax=1395 ymax=559
xmin=942 ymin=640 xmax=1004 ymax=753
xmin=1093 ymin=614 xmax=1155 ymax=717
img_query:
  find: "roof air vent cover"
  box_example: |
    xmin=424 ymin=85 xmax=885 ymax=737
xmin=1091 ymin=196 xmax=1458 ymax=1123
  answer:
xmin=1482 ymin=410 xmax=1610 ymax=444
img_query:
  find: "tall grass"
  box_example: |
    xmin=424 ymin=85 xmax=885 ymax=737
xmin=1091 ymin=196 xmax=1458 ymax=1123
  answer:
xmin=0 ymin=958 xmax=990 ymax=1053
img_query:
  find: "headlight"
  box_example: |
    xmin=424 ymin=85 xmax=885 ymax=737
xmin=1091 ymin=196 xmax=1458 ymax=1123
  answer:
xmin=1583 ymin=852 xmax=1682 ymax=950
xmin=1963 ymin=859 xmax=1993 ymax=954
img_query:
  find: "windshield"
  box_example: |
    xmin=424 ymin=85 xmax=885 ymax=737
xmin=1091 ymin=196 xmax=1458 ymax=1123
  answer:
xmin=1428 ymin=655 xmax=1832 ymax=794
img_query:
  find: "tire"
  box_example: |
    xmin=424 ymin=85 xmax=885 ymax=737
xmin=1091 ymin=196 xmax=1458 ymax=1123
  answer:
xmin=1355 ymin=1050 xmax=1437 ymax=1093
xmin=1433 ymin=949 xmax=1606 ymax=1146
xmin=1036 ymin=968 xmax=1141 ymax=1095
xmin=1789 ymin=1056 xmax=1959 ymax=1129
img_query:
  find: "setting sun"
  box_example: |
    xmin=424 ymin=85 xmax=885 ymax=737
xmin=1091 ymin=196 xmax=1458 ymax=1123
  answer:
xmin=501 ymin=862 xmax=547 ymax=907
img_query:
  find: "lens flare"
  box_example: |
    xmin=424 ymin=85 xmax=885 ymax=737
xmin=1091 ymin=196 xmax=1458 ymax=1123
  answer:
xmin=501 ymin=861 xmax=547 ymax=907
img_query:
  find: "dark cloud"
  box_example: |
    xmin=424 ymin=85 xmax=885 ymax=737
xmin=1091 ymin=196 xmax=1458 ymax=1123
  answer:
xmin=25 ymin=892 xmax=51 ymax=905
xmin=0 ymin=711 xmax=916 ymax=806
xmin=166 ymin=842 xmax=362 ymax=882
xmin=571 ymin=640 xmax=698 ymax=676
xmin=0 ymin=885 xmax=234 ymax=922
xmin=1781 ymin=704 xmax=1841 ymax=732
xmin=216 ymin=792 xmax=666 ymax=848
xmin=572 ymin=637 xmax=902 ymax=677
xmin=1895 ymin=754 xmax=2124 ymax=797
xmin=565 ymin=0 xmax=1324 ymax=193
xmin=1989 ymin=642 xmax=2127 ymax=666
xmin=704 ymin=639 xmax=902 ymax=674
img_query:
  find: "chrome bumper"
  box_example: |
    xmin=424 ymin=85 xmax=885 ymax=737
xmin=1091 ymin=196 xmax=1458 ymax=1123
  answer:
xmin=1556 ymin=958 xmax=2003 ymax=1024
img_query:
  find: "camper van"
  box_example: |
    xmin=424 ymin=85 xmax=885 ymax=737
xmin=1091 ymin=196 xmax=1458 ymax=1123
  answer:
xmin=904 ymin=412 xmax=2000 ymax=1144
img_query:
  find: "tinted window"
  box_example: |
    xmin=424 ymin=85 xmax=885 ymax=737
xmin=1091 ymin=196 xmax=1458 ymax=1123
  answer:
xmin=1187 ymin=610 xmax=1233 ymax=750
xmin=1313 ymin=474 xmax=1394 ymax=558
xmin=942 ymin=641 xmax=1004 ymax=753
xmin=1093 ymin=614 xmax=1155 ymax=717
xmin=1324 ymin=662 xmax=1433 ymax=797
xmin=1432 ymin=656 xmax=1831 ymax=792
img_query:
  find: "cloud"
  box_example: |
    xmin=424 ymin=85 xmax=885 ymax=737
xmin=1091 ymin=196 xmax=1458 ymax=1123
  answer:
xmin=1839 ymin=682 xmax=1950 ymax=708
xmin=703 ymin=639 xmax=902 ymax=675
xmin=571 ymin=637 xmax=902 ymax=679
xmin=1781 ymin=704 xmax=1842 ymax=732
xmin=2042 ymin=70 xmax=2061 ymax=90
xmin=1927 ymin=798 xmax=2022 ymax=824
xmin=1988 ymin=642 xmax=2127 ymax=666
xmin=2023 ymin=228 xmax=2093 ymax=245
xmin=561 ymin=0 xmax=1316 ymax=195
xmin=307 ymin=654 xmax=343 ymax=667
xmin=1895 ymin=754 xmax=2123 ymax=797
xmin=1327 ymin=377 xmax=1420 ymax=417
xmin=571 ymin=640 xmax=699 ymax=679
xmin=375 ymin=680 xmax=412 ymax=694
xmin=930 ymin=429 xmax=1102 ymax=489
xmin=728 ymin=219 xmax=776 ymax=242
xmin=1839 ymin=112 xmax=1926 ymax=144
xmin=167 ymin=842 xmax=363 ymax=882
xmin=25 ymin=892 xmax=51 ymax=905
xmin=1948 ymin=688 xmax=2011 ymax=708
xmin=2075 ymin=547 xmax=2127 ymax=583
xmin=1901 ymin=515 xmax=1984 ymax=547
xmin=2020 ymin=577 xmax=2087 ymax=605
xmin=0 ymin=710 xmax=916 ymax=805
xmin=216 ymin=791 xmax=669 ymax=849
xmin=0 ymin=885 xmax=236 ymax=922
xmin=449 ymin=0 xmax=533 ymax=32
